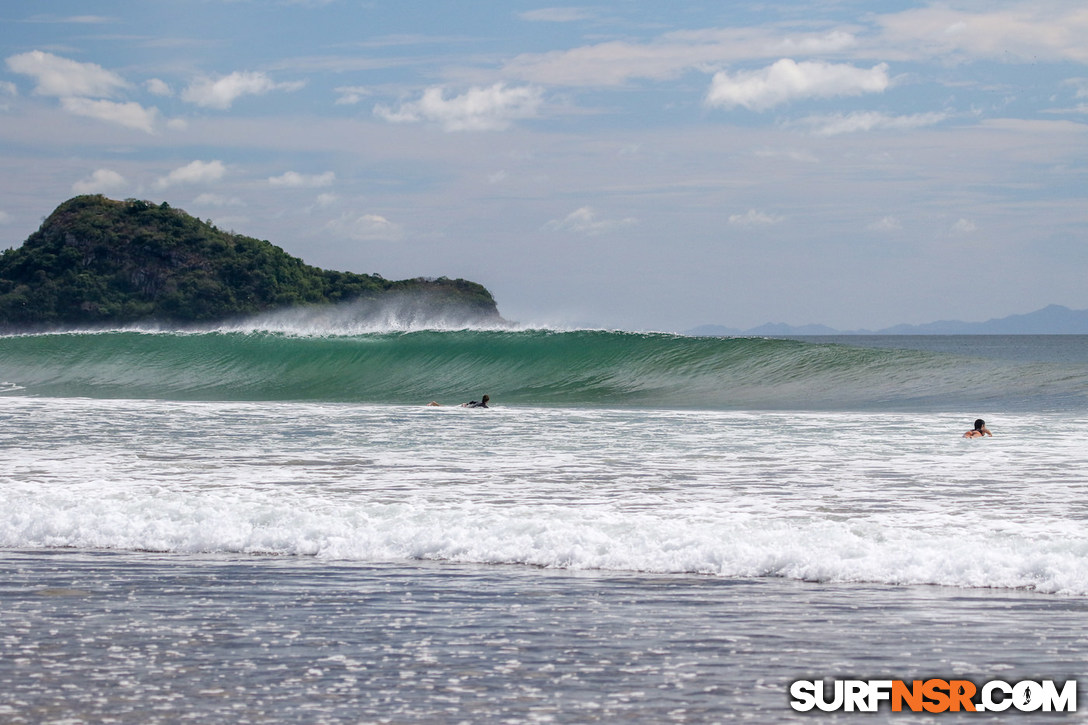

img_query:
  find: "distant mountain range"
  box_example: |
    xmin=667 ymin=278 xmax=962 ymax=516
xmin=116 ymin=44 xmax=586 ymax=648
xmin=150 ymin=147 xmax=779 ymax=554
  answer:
xmin=687 ymin=304 xmax=1088 ymax=336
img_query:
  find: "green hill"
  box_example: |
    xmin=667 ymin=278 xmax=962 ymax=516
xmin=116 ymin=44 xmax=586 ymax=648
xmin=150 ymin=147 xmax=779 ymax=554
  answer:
xmin=0 ymin=195 xmax=500 ymax=330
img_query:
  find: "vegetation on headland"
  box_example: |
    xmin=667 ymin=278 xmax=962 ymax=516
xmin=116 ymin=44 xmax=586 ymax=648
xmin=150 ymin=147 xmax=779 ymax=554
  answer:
xmin=0 ymin=195 xmax=500 ymax=330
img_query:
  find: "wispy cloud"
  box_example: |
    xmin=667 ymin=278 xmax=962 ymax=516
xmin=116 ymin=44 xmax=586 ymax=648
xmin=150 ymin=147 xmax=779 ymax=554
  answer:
xmin=268 ymin=171 xmax=336 ymax=188
xmin=334 ymin=85 xmax=371 ymax=105
xmin=375 ymin=83 xmax=543 ymax=131
xmin=181 ymin=71 xmax=305 ymax=110
xmin=951 ymin=218 xmax=977 ymax=234
xmin=192 ymin=193 xmax=244 ymax=207
xmin=728 ymin=209 xmax=784 ymax=226
xmin=505 ymin=39 xmax=709 ymax=87
xmin=797 ymin=110 xmax=948 ymax=136
xmin=1049 ymin=78 xmax=1088 ymax=114
xmin=545 ymin=206 xmax=637 ymax=235
xmin=502 ymin=5 xmax=1087 ymax=93
xmin=23 ymin=14 xmax=114 ymax=24
xmin=519 ymin=8 xmax=594 ymax=23
xmin=326 ymin=212 xmax=404 ymax=242
xmin=146 ymin=78 xmax=172 ymax=96
xmin=753 ymin=147 xmax=819 ymax=163
xmin=867 ymin=216 xmax=903 ymax=232
xmin=874 ymin=5 xmax=1088 ymax=64
xmin=706 ymin=59 xmax=890 ymax=111
xmin=502 ymin=29 xmax=858 ymax=87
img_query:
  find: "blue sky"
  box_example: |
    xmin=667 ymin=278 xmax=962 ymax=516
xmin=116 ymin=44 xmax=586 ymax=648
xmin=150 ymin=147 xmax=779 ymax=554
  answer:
xmin=1 ymin=1 xmax=1086 ymax=331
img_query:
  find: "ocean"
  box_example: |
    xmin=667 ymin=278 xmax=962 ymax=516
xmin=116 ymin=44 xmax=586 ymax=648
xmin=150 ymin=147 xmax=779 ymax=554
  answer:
xmin=2 ymin=325 xmax=1087 ymax=722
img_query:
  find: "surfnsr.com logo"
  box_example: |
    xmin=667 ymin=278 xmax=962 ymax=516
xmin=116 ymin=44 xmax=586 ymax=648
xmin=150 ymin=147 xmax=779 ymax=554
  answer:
xmin=789 ymin=679 xmax=1077 ymax=713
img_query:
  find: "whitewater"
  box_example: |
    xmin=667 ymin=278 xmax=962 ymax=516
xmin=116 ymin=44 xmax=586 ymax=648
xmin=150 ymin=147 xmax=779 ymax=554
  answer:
xmin=2 ymin=324 xmax=1087 ymax=722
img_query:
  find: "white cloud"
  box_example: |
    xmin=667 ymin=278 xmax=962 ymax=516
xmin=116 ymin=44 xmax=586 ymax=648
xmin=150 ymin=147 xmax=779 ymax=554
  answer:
xmin=60 ymin=97 xmax=159 ymax=133
xmin=72 ymin=168 xmax=126 ymax=194
xmin=4 ymin=50 xmax=163 ymax=132
xmin=334 ymin=85 xmax=370 ymax=105
xmin=192 ymin=193 xmax=243 ymax=207
xmin=63 ymin=15 xmax=111 ymax=24
xmin=519 ymin=8 xmax=594 ymax=23
xmin=5 ymin=50 xmax=128 ymax=98
xmin=771 ymin=30 xmax=857 ymax=56
xmin=25 ymin=14 xmax=113 ymax=24
xmin=155 ymin=160 xmax=227 ymax=189
xmin=503 ymin=29 xmax=857 ymax=87
xmin=753 ymin=147 xmax=819 ymax=163
xmin=181 ymin=71 xmax=305 ymax=110
xmin=728 ymin=209 xmax=784 ymax=226
xmin=374 ymin=83 xmax=543 ymax=131
xmin=545 ymin=206 xmax=637 ymax=235
xmin=875 ymin=5 xmax=1088 ymax=64
xmin=0 ymin=81 xmax=16 ymax=96
xmin=977 ymin=118 xmax=1088 ymax=135
xmin=268 ymin=170 xmax=335 ymax=188
xmin=506 ymin=39 xmax=714 ymax=87
xmin=1056 ymin=78 xmax=1088 ymax=112
xmin=326 ymin=212 xmax=404 ymax=242
xmin=868 ymin=216 xmax=903 ymax=232
xmin=799 ymin=110 xmax=948 ymax=136
xmin=146 ymin=78 xmax=172 ymax=96
xmin=0 ymin=211 xmax=11 ymax=224
xmin=303 ymin=193 xmax=340 ymax=216
xmin=706 ymin=59 xmax=890 ymax=111
xmin=951 ymin=218 xmax=977 ymax=234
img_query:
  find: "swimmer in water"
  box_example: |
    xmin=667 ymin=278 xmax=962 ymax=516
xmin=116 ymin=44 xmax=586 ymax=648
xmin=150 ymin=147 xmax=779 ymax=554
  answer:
xmin=461 ymin=394 xmax=489 ymax=408
xmin=963 ymin=418 xmax=992 ymax=438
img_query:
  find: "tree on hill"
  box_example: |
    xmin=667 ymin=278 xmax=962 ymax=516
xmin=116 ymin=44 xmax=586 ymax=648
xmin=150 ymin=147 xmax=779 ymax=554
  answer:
xmin=0 ymin=195 xmax=499 ymax=329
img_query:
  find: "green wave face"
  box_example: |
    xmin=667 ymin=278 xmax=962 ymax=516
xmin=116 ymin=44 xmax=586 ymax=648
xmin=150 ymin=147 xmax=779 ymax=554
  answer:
xmin=1 ymin=329 xmax=1085 ymax=410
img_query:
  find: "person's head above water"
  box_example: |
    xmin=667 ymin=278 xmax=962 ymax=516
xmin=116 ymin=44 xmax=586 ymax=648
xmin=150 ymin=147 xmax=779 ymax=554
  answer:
xmin=974 ymin=419 xmax=986 ymax=431
xmin=482 ymin=395 xmax=490 ymax=404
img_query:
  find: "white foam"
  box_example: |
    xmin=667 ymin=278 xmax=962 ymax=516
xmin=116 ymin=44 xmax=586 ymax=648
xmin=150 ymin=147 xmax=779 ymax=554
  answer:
xmin=4 ymin=484 xmax=1088 ymax=594
xmin=3 ymin=397 xmax=1087 ymax=595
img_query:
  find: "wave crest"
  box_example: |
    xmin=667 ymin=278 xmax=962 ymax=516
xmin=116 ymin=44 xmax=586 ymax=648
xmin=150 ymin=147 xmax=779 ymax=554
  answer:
xmin=1 ymin=328 xmax=1086 ymax=409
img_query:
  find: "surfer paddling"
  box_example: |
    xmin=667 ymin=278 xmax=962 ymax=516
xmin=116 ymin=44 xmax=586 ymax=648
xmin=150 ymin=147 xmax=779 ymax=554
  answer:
xmin=426 ymin=394 xmax=491 ymax=408
xmin=963 ymin=419 xmax=992 ymax=438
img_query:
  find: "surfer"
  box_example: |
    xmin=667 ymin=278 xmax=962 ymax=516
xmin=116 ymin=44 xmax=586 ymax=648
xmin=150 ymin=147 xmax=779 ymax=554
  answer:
xmin=963 ymin=419 xmax=992 ymax=438
xmin=461 ymin=394 xmax=490 ymax=408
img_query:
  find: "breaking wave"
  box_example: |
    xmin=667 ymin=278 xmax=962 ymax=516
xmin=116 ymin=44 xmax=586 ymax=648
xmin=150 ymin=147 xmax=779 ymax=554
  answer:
xmin=1 ymin=324 xmax=1086 ymax=410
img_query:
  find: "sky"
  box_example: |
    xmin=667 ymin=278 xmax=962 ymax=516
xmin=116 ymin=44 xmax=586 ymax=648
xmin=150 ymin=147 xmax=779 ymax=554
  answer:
xmin=1 ymin=0 xmax=1086 ymax=332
